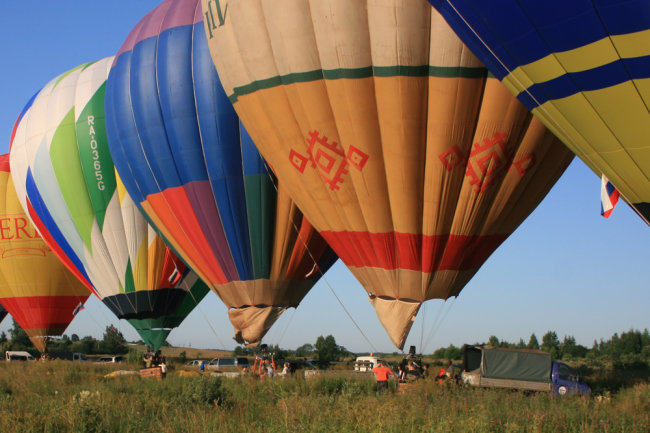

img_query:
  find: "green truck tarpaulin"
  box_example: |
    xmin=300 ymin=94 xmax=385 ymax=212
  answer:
xmin=466 ymin=346 xmax=552 ymax=383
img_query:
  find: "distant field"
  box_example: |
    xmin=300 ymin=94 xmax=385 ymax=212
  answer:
xmin=0 ymin=360 xmax=647 ymax=432
xmin=138 ymin=345 xmax=233 ymax=360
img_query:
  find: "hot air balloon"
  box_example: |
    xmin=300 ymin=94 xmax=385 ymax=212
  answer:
xmin=0 ymin=304 xmax=7 ymax=325
xmin=428 ymin=0 xmax=650 ymax=224
xmin=200 ymin=0 xmax=575 ymax=349
xmin=0 ymin=154 xmax=90 ymax=352
xmin=9 ymin=57 xmax=210 ymax=350
xmin=104 ymin=0 xmax=338 ymax=346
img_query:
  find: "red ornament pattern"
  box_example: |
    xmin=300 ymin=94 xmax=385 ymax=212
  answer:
xmin=439 ymin=131 xmax=536 ymax=193
xmin=289 ymin=131 xmax=369 ymax=190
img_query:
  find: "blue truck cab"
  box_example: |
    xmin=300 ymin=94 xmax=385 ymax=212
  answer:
xmin=551 ymin=360 xmax=591 ymax=396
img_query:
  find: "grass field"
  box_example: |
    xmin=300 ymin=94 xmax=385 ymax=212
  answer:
xmin=0 ymin=358 xmax=648 ymax=433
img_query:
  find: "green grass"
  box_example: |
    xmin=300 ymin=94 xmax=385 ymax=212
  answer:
xmin=0 ymin=361 xmax=647 ymax=433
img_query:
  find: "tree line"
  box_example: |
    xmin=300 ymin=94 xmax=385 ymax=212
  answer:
xmin=234 ymin=329 xmax=650 ymax=368
xmin=432 ymin=329 xmax=650 ymax=364
xmin=0 ymin=320 xmax=128 ymax=356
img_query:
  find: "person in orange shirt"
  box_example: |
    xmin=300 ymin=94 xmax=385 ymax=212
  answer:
xmin=372 ymin=360 xmax=396 ymax=391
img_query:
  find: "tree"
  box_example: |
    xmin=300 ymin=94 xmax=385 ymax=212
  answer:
xmin=264 ymin=344 xmax=288 ymax=360
xmin=559 ymin=335 xmax=587 ymax=359
xmin=8 ymin=319 xmax=32 ymax=350
xmin=99 ymin=325 xmax=128 ymax=354
xmin=295 ymin=343 xmax=314 ymax=358
xmin=541 ymin=331 xmax=560 ymax=358
xmin=642 ymin=329 xmax=650 ymax=348
xmin=619 ymin=329 xmax=643 ymax=355
xmin=445 ymin=344 xmax=462 ymax=361
xmin=72 ymin=336 xmax=98 ymax=354
xmin=70 ymin=334 xmax=80 ymax=342
xmin=432 ymin=346 xmax=447 ymax=359
xmin=314 ymin=335 xmax=343 ymax=368
xmin=487 ymin=335 xmax=500 ymax=348
xmin=527 ymin=333 xmax=540 ymax=350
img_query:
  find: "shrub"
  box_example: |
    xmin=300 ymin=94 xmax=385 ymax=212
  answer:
xmin=180 ymin=376 xmax=229 ymax=407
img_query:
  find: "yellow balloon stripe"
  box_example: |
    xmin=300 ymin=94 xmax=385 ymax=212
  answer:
xmin=503 ymin=28 xmax=650 ymax=98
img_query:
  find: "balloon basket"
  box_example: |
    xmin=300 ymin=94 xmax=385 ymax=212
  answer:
xmin=140 ymin=367 xmax=163 ymax=380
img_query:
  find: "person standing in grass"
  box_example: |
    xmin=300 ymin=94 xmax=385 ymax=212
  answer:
xmin=278 ymin=362 xmax=291 ymax=378
xmin=372 ymin=360 xmax=396 ymax=392
xmin=265 ymin=359 xmax=275 ymax=378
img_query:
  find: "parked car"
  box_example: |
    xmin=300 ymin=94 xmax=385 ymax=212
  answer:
xmin=206 ymin=357 xmax=249 ymax=371
xmin=95 ymin=355 xmax=124 ymax=364
xmin=185 ymin=359 xmax=207 ymax=367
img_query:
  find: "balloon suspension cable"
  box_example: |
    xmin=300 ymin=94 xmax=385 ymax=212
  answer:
xmin=442 ymin=0 xmax=647 ymax=219
xmin=419 ymin=301 xmax=426 ymax=354
xmin=274 ymin=307 xmax=297 ymax=348
xmin=259 ymin=157 xmax=378 ymax=353
xmin=186 ymin=289 xmax=227 ymax=350
xmin=422 ymin=297 xmax=457 ymax=354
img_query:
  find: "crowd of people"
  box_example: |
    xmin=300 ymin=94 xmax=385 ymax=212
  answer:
xmin=138 ymin=347 xmax=453 ymax=389
xmin=372 ymin=357 xmax=457 ymax=391
xmin=249 ymin=356 xmax=294 ymax=379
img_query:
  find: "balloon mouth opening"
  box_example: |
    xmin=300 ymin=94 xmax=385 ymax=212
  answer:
xmin=369 ymin=294 xmax=420 ymax=304
xmin=230 ymin=304 xmax=296 ymax=310
xmin=117 ymin=311 xmax=175 ymax=320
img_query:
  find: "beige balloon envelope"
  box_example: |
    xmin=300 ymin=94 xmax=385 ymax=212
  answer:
xmin=201 ymin=0 xmax=574 ymax=349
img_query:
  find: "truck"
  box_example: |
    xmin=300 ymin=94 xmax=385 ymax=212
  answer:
xmin=460 ymin=345 xmax=591 ymax=396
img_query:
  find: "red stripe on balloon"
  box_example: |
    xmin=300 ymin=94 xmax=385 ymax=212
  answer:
xmin=0 ymin=295 xmax=85 ymax=330
xmin=320 ymin=230 xmax=508 ymax=272
xmin=145 ymin=187 xmax=228 ymax=285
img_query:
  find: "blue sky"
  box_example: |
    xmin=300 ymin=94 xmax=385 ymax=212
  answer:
xmin=0 ymin=1 xmax=647 ymax=354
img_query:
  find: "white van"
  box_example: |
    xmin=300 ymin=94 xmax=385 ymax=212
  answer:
xmin=5 ymin=351 xmax=35 ymax=362
xmin=354 ymin=355 xmax=382 ymax=372
xmin=206 ymin=357 xmax=249 ymax=371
